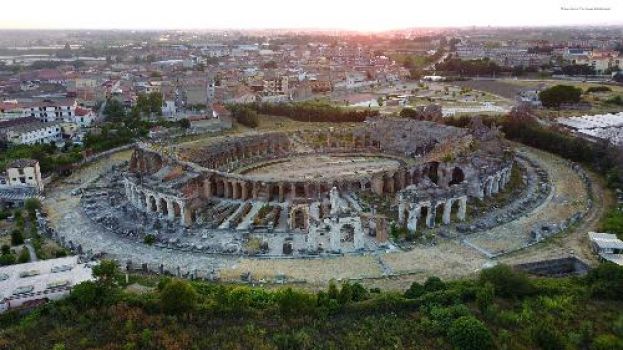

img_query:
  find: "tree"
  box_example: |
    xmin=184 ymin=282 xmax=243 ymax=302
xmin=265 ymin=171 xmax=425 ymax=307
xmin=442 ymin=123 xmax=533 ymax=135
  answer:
xmin=585 ymin=263 xmax=623 ymax=300
xmin=103 ymin=99 xmax=126 ymax=120
xmin=404 ymin=281 xmax=425 ymax=299
xmin=10 ymin=229 xmax=24 ymax=246
xmin=479 ymin=264 xmax=534 ymax=298
xmin=538 ymin=85 xmax=583 ymax=108
xmin=160 ymin=279 xmax=198 ymax=314
xmin=0 ymin=253 xmax=16 ymax=266
xmin=92 ymin=260 xmax=119 ymax=288
xmin=17 ymin=247 xmax=30 ymax=263
xmin=423 ymin=276 xmax=446 ymax=292
xmin=448 ymin=316 xmax=495 ymax=350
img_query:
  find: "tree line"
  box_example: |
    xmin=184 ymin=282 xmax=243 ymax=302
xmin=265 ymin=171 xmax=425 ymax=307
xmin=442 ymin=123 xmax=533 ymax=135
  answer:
xmin=1 ymin=260 xmax=623 ymax=349
xmin=238 ymin=101 xmax=379 ymax=123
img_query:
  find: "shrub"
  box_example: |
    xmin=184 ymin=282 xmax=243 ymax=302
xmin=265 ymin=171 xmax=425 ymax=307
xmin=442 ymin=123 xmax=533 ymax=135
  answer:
xmin=448 ymin=316 xmax=494 ymax=350
xmin=586 ymin=86 xmax=612 ymax=93
xmin=143 ymin=234 xmax=156 ymax=245
xmin=160 ymin=279 xmax=198 ymax=314
xmin=531 ymin=322 xmax=566 ymax=350
xmin=17 ymin=247 xmax=30 ymax=263
xmin=585 ymin=263 xmax=623 ymax=300
xmin=592 ymin=334 xmax=623 ymax=350
xmin=277 ymin=287 xmax=316 ymax=318
xmin=405 ymin=281 xmax=425 ymax=299
xmin=539 ymin=85 xmax=583 ymax=108
xmin=423 ymin=276 xmax=446 ymax=292
xmin=10 ymin=229 xmax=24 ymax=246
xmin=0 ymin=253 xmax=16 ymax=266
xmin=479 ymin=264 xmax=534 ymax=298
xmin=476 ymin=282 xmax=495 ymax=313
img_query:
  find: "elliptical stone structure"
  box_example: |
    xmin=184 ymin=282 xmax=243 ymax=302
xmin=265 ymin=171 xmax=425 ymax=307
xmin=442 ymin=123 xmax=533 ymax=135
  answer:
xmin=123 ymin=117 xmax=513 ymax=255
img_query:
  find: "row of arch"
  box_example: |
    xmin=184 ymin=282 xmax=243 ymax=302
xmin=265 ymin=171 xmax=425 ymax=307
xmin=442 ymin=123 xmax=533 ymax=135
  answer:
xmin=201 ymin=163 xmax=467 ymax=203
xmin=399 ymin=196 xmax=468 ymax=232
xmin=124 ymin=180 xmax=192 ymax=226
xmin=481 ymin=166 xmax=512 ymax=198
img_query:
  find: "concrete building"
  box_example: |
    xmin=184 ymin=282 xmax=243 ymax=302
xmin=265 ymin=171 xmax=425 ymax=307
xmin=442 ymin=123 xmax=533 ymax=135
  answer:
xmin=2 ymin=120 xmax=62 ymax=145
xmin=588 ymin=232 xmax=623 ymax=266
xmin=5 ymin=159 xmax=44 ymax=192
xmin=0 ymin=256 xmax=94 ymax=314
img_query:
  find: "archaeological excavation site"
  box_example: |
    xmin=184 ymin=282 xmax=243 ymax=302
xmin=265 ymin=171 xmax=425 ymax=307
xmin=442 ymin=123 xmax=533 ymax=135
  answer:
xmin=74 ymin=117 xmax=528 ymax=259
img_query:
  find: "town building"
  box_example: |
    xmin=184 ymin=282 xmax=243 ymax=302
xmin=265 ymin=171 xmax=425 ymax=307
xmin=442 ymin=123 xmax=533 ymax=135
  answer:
xmin=0 ymin=256 xmax=94 ymax=314
xmin=5 ymin=159 xmax=44 ymax=192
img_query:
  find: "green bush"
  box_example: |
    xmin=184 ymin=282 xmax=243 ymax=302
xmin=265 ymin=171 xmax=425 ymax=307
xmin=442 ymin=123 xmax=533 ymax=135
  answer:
xmin=404 ymin=281 xmax=425 ymax=299
xmin=586 ymin=86 xmax=612 ymax=93
xmin=10 ymin=229 xmax=24 ymax=246
xmin=159 ymin=279 xmax=198 ymax=314
xmin=592 ymin=334 xmax=623 ymax=350
xmin=531 ymin=322 xmax=566 ymax=350
xmin=447 ymin=316 xmax=494 ymax=350
xmin=538 ymin=85 xmax=583 ymax=108
xmin=0 ymin=253 xmax=16 ymax=266
xmin=479 ymin=264 xmax=534 ymax=298
xmin=17 ymin=247 xmax=30 ymax=263
xmin=143 ymin=234 xmax=156 ymax=245
xmin=423 ymin=276 xmax=446 ymax=292
xmin=585 ymin=263 xmax=623 ymax=300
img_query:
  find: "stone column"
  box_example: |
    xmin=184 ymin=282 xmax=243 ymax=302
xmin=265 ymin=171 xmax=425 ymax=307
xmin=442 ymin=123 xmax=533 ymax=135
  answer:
xmin=485 ymin=178 xmax=493 ymax=197
xmin=458 ymin=196 xmax=467 ymax=221
xmin=203 ymin=178 xmax=212 ymax=199
xmin=232 ymin=181 xmax=239 ymax=199
xmin=252 ymin=182 xmax=259 ymax=199
xmin=491 ymin=174 xmax=500 ymax=194
xmin=241 ymin=182 xmax=248 ymax=200
xmin=330 ymin=187 xmax=339 ymax=216
xmin=398 ymin=194 xmax=406 ymax=225
xmin=442 ymin=199 xmax=452 ymax=225
xmin=266 ymin=184 xmax=273 ymax=202
xmin=179 ymin=201 xmax=190 ymax=226
xmin=224 ymin=180 xmax=231 ymax=198
xmin=330 ymin=218 xmax=341 ymax=253
xmin=278 ymin=183 xmax=285 ymax=202
xmin=304 ymin=183 xmax=311 ymax=199
xmin=372 ymin=176 xmax=384 ymax=196
xmin=310 ymin=202 xmax=320 ymax=221
xmin=407 ymin=204 xmax=419 ymax=233
xmin=426 ymin=205 xmax=435 ymax=228
xmin=167 ymin=198 xmax=175 ymax=221
xmin=291 ymin=183 xmax=297 ymax=199
xmin=353 ymin=220 xmax=364 ymax=250
xmin=307 ymin=224 xmax=317 ymax=251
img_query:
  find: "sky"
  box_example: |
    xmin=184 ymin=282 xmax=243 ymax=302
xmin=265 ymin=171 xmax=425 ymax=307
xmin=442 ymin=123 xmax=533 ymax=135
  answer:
xmin=0 ymin=0 xmax=620 ymax=31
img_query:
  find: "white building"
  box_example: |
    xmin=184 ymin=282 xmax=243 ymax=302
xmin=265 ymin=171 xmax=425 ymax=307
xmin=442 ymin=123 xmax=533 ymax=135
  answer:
xmin=5 ymin=159 xmax=44 ymax=192
xmin=0 ymin=256 xmax=94 ymax=313
xmin=588 ymin=232 xmax=623 ymax=266
xmin=2 ymin=121 xmax=62 ymax=145
xmin=21 ymin=99 xmax=77 ymax=123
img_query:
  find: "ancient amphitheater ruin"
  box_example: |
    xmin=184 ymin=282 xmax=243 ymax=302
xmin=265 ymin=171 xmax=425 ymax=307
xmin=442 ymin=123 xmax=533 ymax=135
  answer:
xmin=103 ymin=117 xmax=515 ymax=256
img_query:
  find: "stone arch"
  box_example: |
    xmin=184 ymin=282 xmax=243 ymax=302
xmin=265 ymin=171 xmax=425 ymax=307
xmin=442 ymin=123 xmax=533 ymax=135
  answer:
xmin=138 ymin=192 xmax=147 ymax=208
xmin=159 ymin=198 xmax=169 ymax=216
xmin=425 ymin=162 xmax=439 ymax=185
xmin=434 ymin=201 xmax=445 ymax=225
xmin=419 ymin=205 xmax=431 ymax=228
xmin=149 ymin=195 xmax=157 ymax=212
xmin=292 ymin=208 xmax=307 ymax=230
xmin=216 ymin=180 xmax=225 ymax=197
xmin=340 ymin=224 xmax=355 ymax=248
xmin=449 ymin=167 xmax=465 ymax=186
xmin=172 ymin=201 xmax=181 ymax=218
